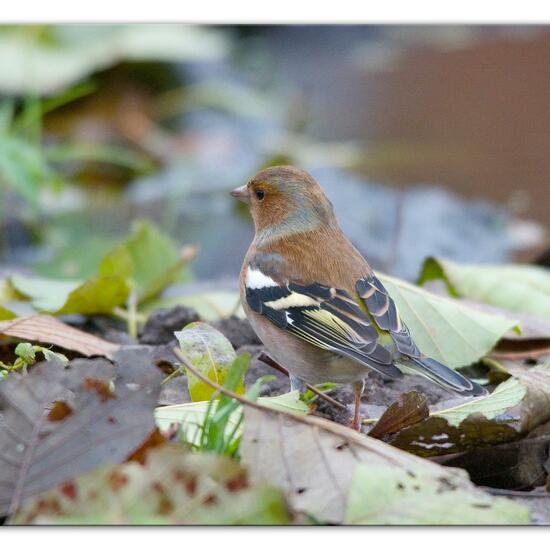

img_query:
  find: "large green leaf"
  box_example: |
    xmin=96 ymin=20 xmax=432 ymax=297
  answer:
xmin=0 ymin=25 xmax=228 ymax=95
xmin=432 ymin=377 xmax=527 ymax=427
xmin=101 ymin=220 xmax=192 ymax=303
xmin=418 ymin=258 xmax=550 ymax=320
xmin=12 ymin=444 xmax=290 ymax=525
xmin=379 ymin=274 xmax=518 ymax=369
xmin=346 ymin=463 xmax=529 ymax=525
xmin=9 ymin=273 xmax=130 ymax=315
xmin=7 ymin=220 xmax=191 ymax=316
xmin=175 ymin=322 xmax=246 ymax=402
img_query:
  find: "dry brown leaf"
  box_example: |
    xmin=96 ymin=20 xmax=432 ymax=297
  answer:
xmin=240 ymin=406 xmax=508 ymax=524
xmin=0 ymin=315 xmax=120 ymax=359
xmin=368 ymin=391 xmax=429 ymax=439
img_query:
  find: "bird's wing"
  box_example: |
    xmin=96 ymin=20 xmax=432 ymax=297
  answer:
xmin=356 ymin=274 xmax=487 ymax=396
xmin=244 ymin=257 xmax=402 ymax=378
xmin=356 ymin=274 xmax=421 ymax=358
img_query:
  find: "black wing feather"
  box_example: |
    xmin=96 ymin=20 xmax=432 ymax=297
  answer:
xmin=356 ymin=275 xmax=421 ymax=357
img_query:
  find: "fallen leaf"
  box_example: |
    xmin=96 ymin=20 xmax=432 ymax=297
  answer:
xmin=0 ymin=348 xmax=161 ymax=516
xmin=175 ymin=322 xmax=245 ymax=401
xmin=388 ymin=364 xmax=550 ymax=457
xmin=458 ymin=298 xmax=550 ymax=340
xmin=126 ymin=428 xmax=167 ymax=465
xmin=9 ymin=273 xmax=130 ymax=315
xmin=154 ymin=390 xmax=309 ymax=445
xmin=418 ymin=258 xmax=550 ymax=320
xmin=379 ymin=273 xmax=519 ymax=369
xmin=431 ymin=377 xmax=527 ymax=427
xmin=240 ymin=404 xmax=529 ymax=524
xmin=368 ymin=391 xmax=429 ymax=439
xmin=101 ymin=221 xmax=195 ymax=303
xmin=12 ymin=444 xmax=291 ymax=525
xmin=0 ymin=25 xmax=228 ymax=95
xmin=0 ymin=315 xmax=120 ymax=358
xmin=7 ymin=221 xmax=194 ymax=316
xmin=442 ymin=422 xmax=550 ymax=491
xmin=346 ymin=463 xmax=529 ymax=525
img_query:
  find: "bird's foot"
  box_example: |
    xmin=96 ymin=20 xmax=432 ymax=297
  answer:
xmin=351 ymin=380 xmax=365 ymax=432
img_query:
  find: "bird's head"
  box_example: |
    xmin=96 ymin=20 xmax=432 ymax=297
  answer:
xmin=230 ymin=165 xmax=336 ymax=240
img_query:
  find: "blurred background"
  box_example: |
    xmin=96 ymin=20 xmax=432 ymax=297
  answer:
xmin=0 ymin=24 xmax=548 ymax=286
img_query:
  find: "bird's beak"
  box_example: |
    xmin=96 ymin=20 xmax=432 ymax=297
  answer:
xmin=230 ymin=185 xmax=250 ymax=204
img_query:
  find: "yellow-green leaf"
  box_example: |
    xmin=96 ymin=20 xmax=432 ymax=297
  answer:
xmin=175 ymin=322 xmax=245 ymax=401
xmin=346 ymin=463 xmax=530 ymax=525
xmin=419 ymin=258 xmax=550 ymax=320
xmin=432 ymin=377 xmax=527 ymax=427
xmin=9 ymin=273 xmax=130 ymax=315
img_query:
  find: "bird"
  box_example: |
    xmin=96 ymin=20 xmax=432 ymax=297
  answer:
xmin=231 ymin=165 xmax=487 ymax=430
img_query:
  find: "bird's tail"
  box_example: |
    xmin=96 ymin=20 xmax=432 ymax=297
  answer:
xmin=404 ymin=355 xmax=487 ymax=397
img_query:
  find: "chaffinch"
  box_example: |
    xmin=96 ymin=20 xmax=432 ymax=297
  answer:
xmin=231 ymin=166 xmax=486 ymax=430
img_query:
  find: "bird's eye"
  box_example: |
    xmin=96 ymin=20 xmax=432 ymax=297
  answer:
xmin=255 ymin=189 xmax=265 ymax=201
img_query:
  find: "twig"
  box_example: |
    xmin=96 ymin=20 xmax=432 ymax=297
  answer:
xmin=490 ymin=348 xmax=550 ymax=360
xmin=258 ymin=352 xmax=346 ymax=411
xmin=480 ymin=487 xmax=550 ymax=498
xmin=172 ymin=348 xmax=271 ymax=413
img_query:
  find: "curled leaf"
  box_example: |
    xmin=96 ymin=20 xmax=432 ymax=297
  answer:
xmin=368 ymin=391 xmax=429 ymax=439
xmin=175 ymin=322 xmax=245 ymax=401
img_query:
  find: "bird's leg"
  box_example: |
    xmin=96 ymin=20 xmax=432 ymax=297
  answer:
xmin=289 ymin=373 xmax=307 ymax=393
xmin=352 ymin=380 xmax=365 ymax=431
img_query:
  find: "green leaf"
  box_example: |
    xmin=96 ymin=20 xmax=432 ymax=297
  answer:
xmin=12 ymin=444 xmax=290 ymax=525
xmin=7 ymin=221 xmax=191 ymax=316
xmin=175 ymin=322 xmax=245 ymax=402
xmin=419 ymin=258 xmax=550 ymax=320
xmin=102 ymin=220 xmax=191 ymax=303
xmin=9 ymin=273 xmax=130 ymax=315
xmin=379 ymin=274 xmax=519 ymax=369
xmin=432 ymin=377 xmax=527 ymax=427
xmin=12 ymin=342 xmax=68 ymax=368
xmin=14 ymin=342 xmax=36 ymax=363
xmin=0 ymin=305 xmax=16 ymax=320
xmin=345 ymin=463 xmax=530 ymax=525
xmin=0 ymin=25 xmax=228 ymax=95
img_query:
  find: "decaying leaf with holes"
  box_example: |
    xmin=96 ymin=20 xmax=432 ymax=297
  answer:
xmin=11 ymin=444 xmax=291 ymax=525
